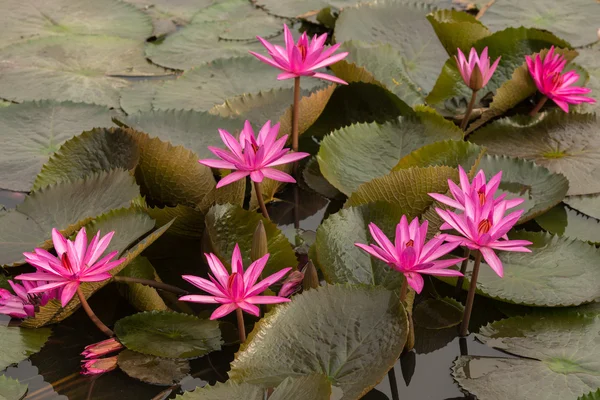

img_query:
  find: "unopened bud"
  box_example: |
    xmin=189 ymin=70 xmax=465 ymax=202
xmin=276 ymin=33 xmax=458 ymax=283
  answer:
xmin=302 ymin=261 xmax=319 ymax=291
xmin=81 ymin=356 xmax=118 ymax=375
xmin=278 ymin=270 xmax=304 ymax=298
xmin=81 ymin=338 xmax=124 ymax=359
xmin=468 ymin=63 xmax=484 ymax=91
xmin=251 ymin=220 xmax=268 ymax=262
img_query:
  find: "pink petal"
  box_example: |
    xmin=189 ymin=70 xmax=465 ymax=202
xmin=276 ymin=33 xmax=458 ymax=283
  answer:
xmin=368 ymin=223 xmax=397 ymax=260
xmin=243 ymin=254 xmax=269 ymax=291
xmin=216 ymin=170 xmax=250 ymax=188
xmin=246 ymin=267 xmax=292 ymax=298
xmin=245 ymin=296 xmax=291 ymax=304
xmin=237 ymin=301 xmax=260 ymax=317
xmin=199 ymin=159 xmax=236 ymax=169
xmin=210 ymin=303 xmax=238 ymax=320
xmin=405 ymin=272 xmax=424 ymax=294
xmin=310 ymin=72 xmax=348 ymax=85
xmin=309 ymin=52 xmax=349 ymax=71
xmin=249 ymin=51 xmax=287 ymax=71
xmin=265 ymin=151 xmax=310 ymax=167
xmin=205 ymin=253 xmax=230 ymax=288
xmin=355 ymin=243 xmax=393 ymax=264
xmin=181 ymin=275 xmax=225 ymax=297
xmin=231 ymin=244 xmax=243 ymax=275
xmin=78 ymin=273 xmax=112 ymax=282
xmin=261 ymin=168 xmax=296 ymax=183
xmin=250 ymin=170 xmax=265 ymax=183
xmin=52 ymin=228 xmax=68 ymax=257
xmin=179 ymin=295 xmax=220 ymax=304
xmin=277 ymin=72 xmax=299 ymax=80
xmin=428 ymin=193 xmax=463 ymax=209
xmin=60 ymin=281 xmax=80 ymax=307
xmin=479 ymin=247 xmax=503 ymax=277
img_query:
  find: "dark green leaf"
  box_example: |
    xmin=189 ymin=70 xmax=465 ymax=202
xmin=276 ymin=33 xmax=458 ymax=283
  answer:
xmin=536 ymin=205 xmax=600 ymax=244
xmin=118 ymin=257 xmax=169 ymax=312
xmin=0 ymin=375 xmax=27 ymax=400
xmin=393 ymin=140 xmax=484 ymax=171
xmin=413 ymin=297 xmax=464 ymax=329
xmin=0 ymin=326 xmax=52 ymax=370
xmin=176 ymin=382 xmax=263 ymax=400
xmin=270 ymin=375 xmax=332 ymax=400
xmin=427 ymin=9 xmax=491 ymax=55
xmin=117 ymin=349 xmax=190 ymax=385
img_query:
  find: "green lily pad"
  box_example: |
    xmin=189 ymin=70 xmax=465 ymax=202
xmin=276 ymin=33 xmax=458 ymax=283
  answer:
xmin=0 ymin=0 xmax=152 ymax=49
xmin=177 ymin=382 xmax=263 ymax=400
xmin=124 ymin=0 xmax=213 ymax=36
xmin=303 ymin=157 xmax=343 ymax=199
xmin=114 ymin=311 xmax=222 ymax=359
xmin=565 ymin=194 xmax=600 ymax=220
xmin=413 ymin=297 xmax=464 ymax=330
xmin=471 ymin=112 xmax=600 ymax=196
xmin=536 ymin=205 xmax=600 ymax=244
xmin=270 ymin=375 xmax=332 ymax=400
xmin=229 ymin=284 xmax=408 ymax=400
xmin=335 ymin=1 xmax=445 ymax=94
xmin=0 ymin=169 xmax=140 ymax=267
xmin=204 ymin=204 xmax=297 ymax=278
xmin=579 ymin=389 xmax=600 ymax=400
xmin=475 ymin=154 xmax=569 ymax=223
xmin=254 ymin=0 xmax=359 ymax=19
xmin=0 ymin=36 xmax=167 ymax=108
xmin=453 ymin=313 xmax=600 ymax=400
xmin=119 ymin=78 xmax=173 ymax=115
xmin=0 ymin=326 xmax=52 ymax=370
xmin=145 ymin=0 xmax=281 ymax=70
xmin=117 ymin=349 xmax=190 ymax=385
xmin=314 ymin=202 xmax=406 ymax=290
xmin=441 ymin=231 xmax=600 ymax=307
xmin=426 ymin=9 xmax=491 ymax=56
xmin=479 ymin=0 xmax=599 ymax=47
xmin=393 ymin=140 xmax=484 ymax=171
xmin=0 ymin=375 xmax=27 ymax=400
xmin=0 ymin=101 xmax=114 ymax=192
xmin=118 ymin=256 xmax=169 ymax=312
xmin=317 ymin=107 xmax=463 ymax=196
xmin=576 ymin=44 xmax=599 ymax=115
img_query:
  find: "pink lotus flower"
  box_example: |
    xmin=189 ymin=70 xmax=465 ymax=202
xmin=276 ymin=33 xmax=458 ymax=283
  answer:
xmin=179 ymin=244 xmax=292 ymax=319
xmin=354 ymin=216 xmax=464 ymax=293
xmin=435 ymin=197 xmax=532 ymax=278
xmin=278 ymin=270 xmax=304 ymax=298
xmin=249 ymin=24 xmax=348 ymax=84
xmin=82 ymin=338 xmax=124 ymax=359
xmin=16 ymin=228 xmax=125 ymax=307
xmin=81 ymin=356 xmax=118 ymax=375
xmin=526 ymin=46 xmax=596 ymax=112
xmin=199 ymin=120 xmax=309 ymax=188
xmin=455 ymin=47 xmax=501 ymax=91
xmin=0 ymin=280 xmax=57 ymax=319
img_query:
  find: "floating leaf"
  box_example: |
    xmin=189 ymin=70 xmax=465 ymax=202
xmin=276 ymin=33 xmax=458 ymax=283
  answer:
xmin=205 ymin=204 xmax=297 ymax=277
xmin=278 ymin=84 xmax=337 ymax=138
xmin=393 ymin=140 xmax=484 ymax=171
xmin=124 ymin=0 xmax=213 ymax=36
xmin=441 ymin=231 xmax=600 ymax=306
xmin=114 ymin=311 xmax=222 ymax=359
xmin=314 ymin=202 xmax=405 ymax=290
xmin=579 ymin=389 xmax=600 ymax=400
xmin=479 ymin=0 xmax=598 ymax=47
xmin=412 ymin=297 xmax=463 ymax=329
xmin=0 ymin=326 xmax=52 ymax=370
xmin=453 ymin=313 xmax=600 ymax=400
xmin=0 ymin=101 xmax=114 ymax=192
xmin=118 ymin=256 xmax=169 ymax=312
xmin=0 ymin=0 xmax=152 ymax=48
xmin=317 ymin=108 xmax=462 ymax=196
xmin=0 ymin=170 xmax=140 ymax=267
xmin=426 ymin=9 xmax=491 ymax=56
xmin=119 ymin=78 xmax=172 ymax=115
xmin=0 ymin=375 xmax=27 ymax=400
xmin=176 ymin=382 xmax=263 ymax=400
xmin=270 ymin=375 xmax=332 ymax=400
xmin=118 ymin=349 xmax=190 ymax=385
xmin=229 ymin=284 xmax=408 ymax=400
xmin=471 ymin=112 xmax=600 ymax=196
xmin=576 ymin=44 xmax=599 ymax=115
xmin=303 ymin=157 xmax=343 ymax=199
xmin=535 ymin=205 xmax=600 ymax=244
xmin=0 ymin=36 xmax=167 ymax=108
xmin=565 ymin=194 xmax=600 ymax=220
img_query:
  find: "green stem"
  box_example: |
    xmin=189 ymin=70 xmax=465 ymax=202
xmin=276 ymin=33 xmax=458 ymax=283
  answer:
xmin=113 ymin=276 xmax=188 ymax=295
xmin=254 ymin=181 xmax=270 ymax=220
xmin=529 ymin=95 xmax=548 ymax=116
xmin=292 ymin=77 xmax=301 ymax=153
xmin=459 ymin=251 xmax=482 ymax=337
xmin=400 ymin=278 xmax=408 ymax=303
xmin=460 ymin=90 xmax=478 ymax=131
xmin=236 ymin=308 xmax=246 ymax=343
xmin=77 ymin=287 xmax=114 ymax=337
xmin=454 ymin=248 xmax=471 ymax=296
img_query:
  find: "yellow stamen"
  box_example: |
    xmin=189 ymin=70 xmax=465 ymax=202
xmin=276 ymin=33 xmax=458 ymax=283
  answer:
xmin=478 ymin=219 xmax=491 ymax=234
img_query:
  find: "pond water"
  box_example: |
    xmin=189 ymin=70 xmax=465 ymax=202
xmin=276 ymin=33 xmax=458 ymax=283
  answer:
xmin=0 ymin=187 xmax=514 ymax=399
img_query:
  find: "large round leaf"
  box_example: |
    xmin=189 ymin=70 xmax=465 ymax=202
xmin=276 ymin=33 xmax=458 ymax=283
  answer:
xmin=177 ymin=382 xmax=263 ymax=400
xmin=0 ymin=0 xmax=152 ymax=49
xmin=0 ymin=326 xmax=51 ymax=370
xmin=426 ymin=9 xmax=491 ymax=56
xmin=576 ymin=44 xmax=599 ymax=115
xmin=204 ymin=204 xmax=297 ymax=277
xmin=0 ymin=170 xmax=140 ymax=267
xmin=124 ymin=0 xmax=213 ymax=36
xmin=393 ymin=140 xmax=485 ymax=171
xmin=335 ymin=1 xmax=446 ymax=94
xmin=479 ymin=0 xmax=599 ymax=47
xmin=317 ymin=108 xmax=463 ymax=196
xmin=270 ymin=375 xmax=333 ymax=400
xmin=0 ymin=375 xmax=27 ymax=400
xmin=0 ymin=101 xmax=114 ymax=192
xmin=580 ymin=390 xmax=600 ymax=400
xmin=117 ymin=256 xmax=169 ymax=312
xmin=314 ymin=202 xmax=406 ymax=290
xmin=565 ymin=194 xmax=600 ymax=220
xmin=453 ymin=313 xmax=600 ymax=400
xmin=0 ymin=36 xmax=168 ymax=108
xmin=471 ymin=112 xmax=600 ymax=196
xmin=229 ymin=284 xmax=408 ymax=400
xmin=443 ymin=231 xmax=600 ymax=306
xmin=536 ymin=205 xmax=600 ymax=244
xmin=114 ymin=311 xmax=222 ymax=359
xmin=149 ymin=56 xmax=322 ymax=112
xmin=117 ymin=350 xmax=190 ymax=385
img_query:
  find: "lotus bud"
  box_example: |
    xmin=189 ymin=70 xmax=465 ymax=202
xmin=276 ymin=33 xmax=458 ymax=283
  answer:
xmin=81 ymin=356 xmax=118 ymax=375
xmin=468 ymin=63 xmax=484 ymax=91
xmin=278 ymin=270 xmax=304 ymax=298
xmin=302 ymin=261 xmax=319 ymax=291
xmin=251 ymin=220 xmax=268 ymax=262
xmin=81 ymin=338 xmax=124 ymax=359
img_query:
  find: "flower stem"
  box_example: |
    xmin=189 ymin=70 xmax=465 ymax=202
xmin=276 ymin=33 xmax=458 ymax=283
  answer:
xmin=254 ymin=181 xmax=270 ymax=220
xmin=459 ymin=251 xmax=482 ymax=337
xmin=112 ymin=276 xmax=188 ymax=295
xmin=454 ymin=248 xmax=471 ymax=296
xmin=77 ymin=287 xmax=114 ymax=338
xmin=399 ymin=278 xmax=408 ymax=303
xmin=292 ymin=77 xmax=301 ymax=153
xmin=460 ymin=90 xmax=478 ymax=131
xmin=387 ymin=368 xmax=400 ymax=400
xmin=236 ymin=308 xmax=246 ymax=343
xmin=529 ymin=95 xmax=548 ymax=116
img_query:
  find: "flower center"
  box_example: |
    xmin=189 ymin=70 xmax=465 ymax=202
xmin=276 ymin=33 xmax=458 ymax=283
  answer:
xmin=478 ymin=219 xmax=491 ymax=234
xmin=297 ymin=43 xmax=307 ymax=61
xmin=477 ymin=187 xmax=486 ymax=206
xmin=550 ymin=71 xmax=564 ymax=90
xmin=61 ymin=253 xmax=73 ymax=273
xmin=405 ymin=240 xmax=414 ymax=247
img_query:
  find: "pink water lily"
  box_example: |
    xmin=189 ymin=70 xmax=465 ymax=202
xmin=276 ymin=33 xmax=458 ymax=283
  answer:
xmin=355 ymin=216 xmax=464 ymax=294
xmin=250 ymin=23 xmax=348 ymax=84
xmin=526 ymin=46 xmax=595 ymax=113
xmin=0 ymin=280 xmax=57 ymax=318
xmin=81 ymin=338 xmax=124 ymax=359
xmin=179 ymin=244 xmax=291 ymax=320
xmin=455 ymin=47 xmax=500 ymax=91
xmin=199 ymin=120 xmax=309 ymax=188
xmin=16 ymin=228 xmax=125 ymax=307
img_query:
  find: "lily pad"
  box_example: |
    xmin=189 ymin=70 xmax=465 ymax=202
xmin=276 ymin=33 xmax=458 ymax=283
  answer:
xmin=412 ymin=297 xmax=464 ymax=329
xmin=0 ymin=375 xmax=27 ymax=400
xmin=453 ymin=313 xmax=600 ymax=400
xmin=255 ymin=0 xmax=361 ymax=19
xmin=0 ymin=326 xmax=52 ymax=370
xmin=317 ymin=107 xmax=463 ymax=196
xmin=114 ymin=311 xmax=222 ymax=359
xmin=335 ymin=1 xmax=446 ymax=94
xmin=229 ymin=284 xmax=408 ymax=400
xmin=535 ymin=205 xmax=600 ymax=244
xmin=177 ymin=382 xmax=263 ymax=400
xmin=471 ymin=112 xmax=600 ymax=196
xmin=0 ymin=101 xmax=114 ymax=192
xmin=576 ymin=44 xmax=599 ymax=115
xmin=443 ymin=231 xmax=600 ymax=306
xmin=124 ymin=0 xmax=213 ymax=36
xmin=426 ymin=9 xmax=491 ymax=56
xmin=303 ymin=157 xmax=343 ymax=199
xmin=393 ymin=140 xmax=484 ymax=171
xmin=565 ymin=194 xmax=600 ymax=220
xmin=0 ymin=36 xmax=167 ymax=108
xmin=118 ymin=256 xmax=169 ymax=312
xmin=479 ymin=0 xmax=599 ymax=47
xmin=117 ymin=349 xmax=190 ymax=385
xmin=270 ymin=375 xmax=332 ymax=400
xmin=580 ymin=389 xmax=600 ymax=400
xmin=314 ymin=202 xmax=406 ymax=290
xmin=0 ymin=169 xmax=140 ymax=267
xmin=0 ymin=0 xmax=152 ymax=48
xmin=204 ymin=204 xmax=297 ymax=278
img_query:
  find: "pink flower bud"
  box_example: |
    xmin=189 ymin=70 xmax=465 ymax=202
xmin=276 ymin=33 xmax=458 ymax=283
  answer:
xmin=81 ymin=356 xmax=118 ymax=375
xmin=278 ymin=270 xmax=304 ymax=298
xmin=81 ymin=338 xmax=124 ymax=359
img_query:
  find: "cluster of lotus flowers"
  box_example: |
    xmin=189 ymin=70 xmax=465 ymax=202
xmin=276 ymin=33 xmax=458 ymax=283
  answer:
xmin=1 ymin=23 xmax=595 ymax=376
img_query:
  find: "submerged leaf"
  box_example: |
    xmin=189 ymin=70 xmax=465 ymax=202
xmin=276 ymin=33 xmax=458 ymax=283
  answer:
xmin=0 ymin=326 xmax=52 ymax=370
xmin=118 ymin=349 xmax=190 ymax=385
